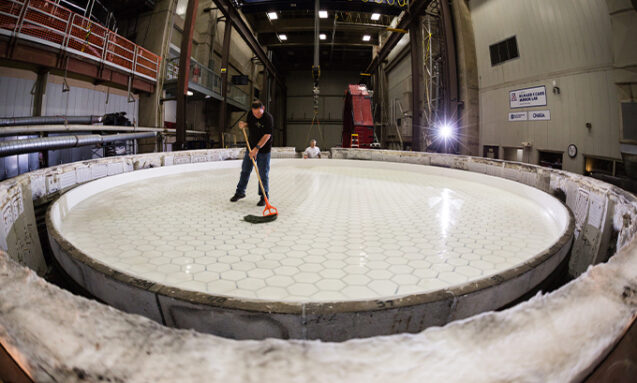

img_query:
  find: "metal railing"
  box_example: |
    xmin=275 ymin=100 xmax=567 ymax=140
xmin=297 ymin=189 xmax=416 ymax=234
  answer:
xmin=0 ymin=0 xmax=160 ymax=82
xmin=166 ymin=56 xmax=221 ymax=94
xmin=166 ymin=57 xmax=249 ymax=107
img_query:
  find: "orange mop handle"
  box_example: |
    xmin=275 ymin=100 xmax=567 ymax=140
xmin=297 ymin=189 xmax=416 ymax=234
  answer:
xmin=241 ymin=126 xmax=278 ymax=216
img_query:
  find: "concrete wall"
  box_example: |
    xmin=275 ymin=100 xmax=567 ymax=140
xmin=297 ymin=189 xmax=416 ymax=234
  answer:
xmin=386 ymin=53 xmax=413 ymax=147
xmin=286 ymin=70 xmax=359 ymax=151
xmin=470 ymin=0 xmax=620 ymax=173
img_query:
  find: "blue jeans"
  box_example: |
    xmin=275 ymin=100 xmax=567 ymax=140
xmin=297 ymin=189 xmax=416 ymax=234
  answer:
xmin=236 ymin=151 xmax=270 ymax=197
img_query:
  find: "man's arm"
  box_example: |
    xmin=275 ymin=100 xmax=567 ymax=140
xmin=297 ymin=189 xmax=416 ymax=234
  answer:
xmin=256 ymin=134 xmax=271 ymax=148
xmin=249 ymin=134 xmax=270 ymax=159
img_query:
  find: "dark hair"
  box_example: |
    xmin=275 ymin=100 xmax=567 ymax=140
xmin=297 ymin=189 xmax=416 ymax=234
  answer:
xmin=251 ymin=100 xmax=264 ymax=109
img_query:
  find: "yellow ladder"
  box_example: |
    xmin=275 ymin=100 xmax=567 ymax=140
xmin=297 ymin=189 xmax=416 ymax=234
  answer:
xmin=351 ymin=133 xmax=359 ymax=148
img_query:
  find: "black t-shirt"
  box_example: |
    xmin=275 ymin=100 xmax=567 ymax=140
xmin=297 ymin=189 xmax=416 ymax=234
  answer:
xmin=247 ymin=111 xmax=273 ymax=153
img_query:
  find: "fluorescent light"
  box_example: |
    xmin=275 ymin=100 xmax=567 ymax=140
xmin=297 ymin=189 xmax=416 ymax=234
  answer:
xmin=267 ymin=12 xmax=277 ymax=20
xmin=362 ymin=35 xmax=371 ymax=42
xmin=187 ymin=91 xmax=193 ymax=96
xmin=319 ymin=33 xmax=326 ymax=40
xmin=371 ymin=13 xmax=381 ymax=21
xmin=319 ymin=10 xmax=328 ymax=18
xmin=278 ymin=34 xmax=287 ymax=41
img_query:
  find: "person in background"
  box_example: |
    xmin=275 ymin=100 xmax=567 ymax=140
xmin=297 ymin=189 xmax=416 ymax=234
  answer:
xmin=303 ymin=139 xmax=321 ymax=159
xmin=230 ymin=100 xmax=273 ymax=206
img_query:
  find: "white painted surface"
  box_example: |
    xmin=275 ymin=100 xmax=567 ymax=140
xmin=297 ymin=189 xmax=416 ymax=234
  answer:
xmin=470 ymin=0 xmax=620 ymax=173
xmin=0 ymin=75 xmax=36 ymax=118
xmin=51 ymin=159 xmax=569 ymax=303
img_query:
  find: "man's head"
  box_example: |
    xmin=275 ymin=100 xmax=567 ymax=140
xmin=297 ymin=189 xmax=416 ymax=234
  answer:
xmin=310 ymin=139 xmax=317 ymax=148
xmin=251 ymin=100 xmax=265 ymax=118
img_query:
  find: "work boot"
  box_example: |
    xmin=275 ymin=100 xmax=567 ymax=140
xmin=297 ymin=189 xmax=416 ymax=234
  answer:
xmin=230 ymin=193 xmax=245 ymax=202
xmin=257 ymin=196 xmax=266 ymax=206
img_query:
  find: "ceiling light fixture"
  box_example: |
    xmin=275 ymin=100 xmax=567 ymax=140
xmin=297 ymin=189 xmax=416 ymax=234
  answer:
xmin=267 ymin=12 xmax=277 ymax=20
xmin=278 ymin=34 xmax=288 ymax=41
xmin=187 ymin=91 xmax=194 ymax=96
xmin=362 ymin=35 xmax=371 ymax=42
xmin=320 ymin=33 xmax=326 ymax=40
xmin=319 ymin=10 xmax=328 ymax=18
xmin=371 ymin=13 xmax=381 ymax=21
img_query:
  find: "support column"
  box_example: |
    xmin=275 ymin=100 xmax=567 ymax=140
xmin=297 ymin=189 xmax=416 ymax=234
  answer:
xmin=410 ymin=17 xmax=425 ymax=152
xmin=32 ymin=68 xmax=49 ymax=117
xmin=440 ymin=0 xmax=459 ymax=128
xmin=138 ymin=0 xmax=177 ymax=153
xmin=176 ymin=0 xmax=199 ymax=150
xmin=282 ymin=85 xmax=287 ymax=146
xmin=451 ymin=0 xmax=479 ymax=156
xmin=262 ymin=67 xmax=269 ymax=109
xmin=218 ymin=19 xmax=233 ymax=145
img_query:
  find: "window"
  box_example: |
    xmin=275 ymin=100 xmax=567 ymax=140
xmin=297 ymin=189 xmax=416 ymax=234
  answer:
xmin=584 ymin=156 xmax=625 ymax=177
xmin=538 ymin=150 xmax=563 ymax=170
xmin=489 ymin=36 xmax=519 ymax=66
xmin=483 ymin=145 xmax=499 ymax=159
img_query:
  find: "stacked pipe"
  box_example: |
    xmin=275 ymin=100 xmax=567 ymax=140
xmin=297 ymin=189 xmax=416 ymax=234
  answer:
xmin=0 ymin=132 xmax=157 ymax=157
xmin=0 ymin=116 xmax=102 ymax=127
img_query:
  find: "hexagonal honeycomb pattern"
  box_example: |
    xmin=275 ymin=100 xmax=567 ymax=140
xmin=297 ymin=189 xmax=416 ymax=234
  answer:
xmin=59 ymin=160 xmax=563 ymax=303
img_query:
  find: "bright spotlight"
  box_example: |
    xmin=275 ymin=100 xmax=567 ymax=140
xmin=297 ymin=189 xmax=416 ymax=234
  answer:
xmin=186 ymin=90 xmax=194 ymax=96
xmin=319 ymin=33 xmax=326 ymax=40
xmin=319 ymin=10 xmax=328 ymax=18
xmin=267 ymin=12 xmax=278 ymax=20
xmin=278 ymin=34 xmax=287 ymax=41
xmin=362 ymin=34 xmax=371 ymax=42
xmin=371 ymin=13 xmax=381 ymax=21
xmin=439 ymin=124 xmax=453 ymax=140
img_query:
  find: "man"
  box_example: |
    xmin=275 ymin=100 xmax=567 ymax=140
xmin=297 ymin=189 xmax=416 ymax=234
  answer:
xmin=303 ymin=139 xmax=321 ymax=159
xmin=230 ymin=100 xmax=273 ymax=206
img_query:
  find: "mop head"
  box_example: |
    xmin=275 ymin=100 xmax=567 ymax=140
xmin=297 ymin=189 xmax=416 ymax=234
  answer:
xmin=244 ymin=214 xmax=278 ymax=224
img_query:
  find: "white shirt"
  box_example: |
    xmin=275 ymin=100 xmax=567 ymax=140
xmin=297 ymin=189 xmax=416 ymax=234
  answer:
xmin=304 ymin=146 xmax=321 ymax=158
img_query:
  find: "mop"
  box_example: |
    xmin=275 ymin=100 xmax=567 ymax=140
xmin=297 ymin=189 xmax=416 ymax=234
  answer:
xmin=240 ymin=127 xmax=278 ymax=224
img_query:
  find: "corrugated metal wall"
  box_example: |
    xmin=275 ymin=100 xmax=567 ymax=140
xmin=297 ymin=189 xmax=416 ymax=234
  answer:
xmin=470 ymin=0 xmax=619 ymax=173
xmin=286 ymin=70 xmax=358 ymax=151
xmin=0 ymin=72 xmax=138 ymax=120
xmin=0 ymin=68 xmax=139 ymax=180
xmin=45 ymin=76 xmax=139 ymax=121
xmin=0 ymin=74 xmax=37 ymax=118
xmin=386 ymin=53 xmax=413 ymax=146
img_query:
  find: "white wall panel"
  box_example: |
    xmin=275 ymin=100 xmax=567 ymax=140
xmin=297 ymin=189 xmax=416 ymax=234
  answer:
xmin=471 ymin=0 xmax=619 ymax=173
xmin=45 ymin=83 xmax=139 ymax=122
xmin=386 ymin=53 xmax=412 ymax=141
xmin=0 ymin=76 xmax=35 ymax=118
xmin=471 ymin=0 xmax=613 ymax=89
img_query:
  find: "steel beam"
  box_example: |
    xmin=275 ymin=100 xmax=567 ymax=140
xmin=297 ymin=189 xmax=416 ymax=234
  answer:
xmin=32 ymin=68 xmax=49 ymax=117
xmin=218 ymin=20 xmax=233 ymax=143
xmin=365 ymin=0 xmax=433 ymax=75
xmin=410 ymin=18 xmax=425 ymax=152
xmin=176 ymin=0 xmax=199 ymax=150
xmin=212 ymin=0 xmax=285 ymax=89
xmin=251 ymin=19 xmax=389 ymax=34
xmin=439 ymin=0 xmax=459 ymax=120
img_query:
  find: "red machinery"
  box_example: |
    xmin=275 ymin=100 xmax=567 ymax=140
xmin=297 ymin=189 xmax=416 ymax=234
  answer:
xmin=342 ymin=84 xmax=374 ymax=148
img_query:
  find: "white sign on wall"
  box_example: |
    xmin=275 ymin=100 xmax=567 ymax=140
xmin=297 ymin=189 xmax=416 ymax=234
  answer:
xmin=510 ymin=86 xmax=547 ymax=109
xmin=509 ymin=112 xmax=528 ymax=121
xmin=529 ymin=110 xmax=551 ymax=121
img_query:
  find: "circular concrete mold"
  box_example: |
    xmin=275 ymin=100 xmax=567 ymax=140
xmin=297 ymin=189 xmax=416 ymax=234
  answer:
xmin=47 ymin=159 xmax=573 ymax=341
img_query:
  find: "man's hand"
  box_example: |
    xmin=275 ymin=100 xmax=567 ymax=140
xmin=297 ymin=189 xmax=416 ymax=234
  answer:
xmin=249 ymin=147 xmax=259 ymax=160
xmin=238 ymin=121 xmax=247 ymax=130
